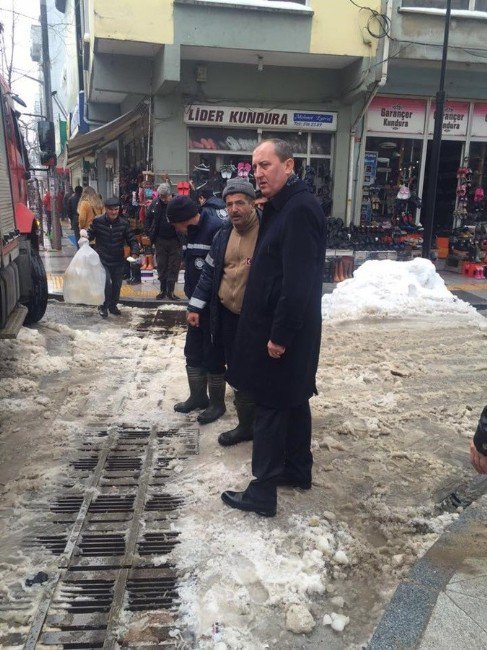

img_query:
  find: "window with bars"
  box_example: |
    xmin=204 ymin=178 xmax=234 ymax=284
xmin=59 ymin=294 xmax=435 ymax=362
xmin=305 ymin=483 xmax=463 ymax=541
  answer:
xmin=402 ymin=1 xmax=487 ymax=10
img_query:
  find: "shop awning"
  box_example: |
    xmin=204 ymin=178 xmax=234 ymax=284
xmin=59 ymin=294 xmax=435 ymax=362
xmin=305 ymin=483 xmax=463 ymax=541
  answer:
xmin=67 ymin=103 xmax=148 ymax=165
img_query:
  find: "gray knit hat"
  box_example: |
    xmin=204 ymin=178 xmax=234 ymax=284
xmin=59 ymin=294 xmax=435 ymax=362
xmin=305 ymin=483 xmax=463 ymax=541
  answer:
xmin=157 ymin=182 xmax=172 ymax=196
xmin=222 ymin=179 xmax=255 ymax=201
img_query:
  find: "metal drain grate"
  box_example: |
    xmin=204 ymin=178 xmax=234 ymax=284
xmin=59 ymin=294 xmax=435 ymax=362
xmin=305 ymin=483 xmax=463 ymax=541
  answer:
xmin=51 ymin=496 xmax=83 ymax=514
xmin=35 ymin=535 xmax=68 ymax=555
xmin=126 ymin=573 xmax=179 ymax=612
xmin=78 ymin=534 xmax=126 ymax=557
xmin=145 ymin=495 xmax=184 ymax=512
xmin=105 ymin=456 xmax=142 ymax=472
xmin=138 ymin=532 xmax=179 ymax=556
xmin=71 ymin=457 xmax=99 ymax=471
xmin=54 ymin=579 xmax=115 ymax=614
xmin=88 ymin=495 xmax=135 ymax=513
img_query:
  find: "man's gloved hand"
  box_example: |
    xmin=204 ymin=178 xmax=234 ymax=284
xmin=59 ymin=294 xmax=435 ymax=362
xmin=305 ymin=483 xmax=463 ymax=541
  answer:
xmin=80 ymin=229 xmax=88 ymax=238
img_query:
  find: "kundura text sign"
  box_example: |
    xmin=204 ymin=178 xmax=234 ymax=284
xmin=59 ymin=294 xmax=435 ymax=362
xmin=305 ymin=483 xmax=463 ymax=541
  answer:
xmin=367 ymin=97 xmax=427 ymax=134
xmin=184 ymin=105 xmax=337 ymax=131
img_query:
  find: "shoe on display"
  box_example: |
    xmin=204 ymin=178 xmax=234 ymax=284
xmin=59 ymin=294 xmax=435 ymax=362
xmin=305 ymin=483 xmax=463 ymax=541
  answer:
xmin=98 ymin=305 xmax=108 ymax=318
xmin=194 ymin=162 xmax=210 ymax=172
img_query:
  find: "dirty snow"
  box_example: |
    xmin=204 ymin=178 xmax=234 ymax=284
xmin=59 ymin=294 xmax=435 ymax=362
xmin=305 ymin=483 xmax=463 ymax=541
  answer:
xmin=1 ymin=261 xmax=486 ymax=648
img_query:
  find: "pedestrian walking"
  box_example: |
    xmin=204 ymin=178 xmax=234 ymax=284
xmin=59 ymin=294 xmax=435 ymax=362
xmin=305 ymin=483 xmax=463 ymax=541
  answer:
xmin=145 ymin=182 xmax=182 ymax=300
xmin=222 ymin=138 xmax=326 ymax=517
xmin=78 ymin=186 xmax=104 ymax=232
xmin=166 ymin=195 xmax=226 ymax=424
xmin=42 ymin=189 xmax=52 ymax=236
xmin=81 ymin=197 xmax=139 ymax=318
xmin=67 ymin=186 xmax=83 ymax=247
xmin=470 ymin=405 xmax=487 ymax=474
xmin=188 ymin=178 xmax=259 ymax=446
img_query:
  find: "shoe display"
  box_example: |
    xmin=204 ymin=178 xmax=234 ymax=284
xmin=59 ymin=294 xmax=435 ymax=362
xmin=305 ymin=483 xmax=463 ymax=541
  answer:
xmin=221 ymin=490 xmax=276 ymax=517
xmin=98 ymin=305 xmax=108 ymax=318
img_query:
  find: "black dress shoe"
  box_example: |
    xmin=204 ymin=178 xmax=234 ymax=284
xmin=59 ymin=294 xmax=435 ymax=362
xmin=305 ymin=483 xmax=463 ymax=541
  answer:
xmin=221 ymin=490 xmax=276 ymax=517
xmin=276 ymin=476 xmax=311 ymax=490
xmin=109 ymin=306 xmax=121 ymax=316
xmin=98 ymin=305 xmax=108 ymax=318
xmin=156 ymin=291 xmax=167 ymax=300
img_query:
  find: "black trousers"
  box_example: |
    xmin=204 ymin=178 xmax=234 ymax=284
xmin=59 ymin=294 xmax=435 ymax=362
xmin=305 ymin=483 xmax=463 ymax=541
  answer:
xmin=218 ymin=305 xmax=240 ymax=368
xmin=154 ymin=237 xmax=182 ymax=288
xmin=184 ymin=308 xmax=225 ymax=374
xmin=245 ymin=401 xmax=313 ymax=507
xmin=102 ymin=264 xmax=124 ymax=309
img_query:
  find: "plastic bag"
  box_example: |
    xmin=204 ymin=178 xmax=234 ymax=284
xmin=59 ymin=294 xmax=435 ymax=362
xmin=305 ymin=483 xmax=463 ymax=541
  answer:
xmin=63 ymin=239 xmax=106 ymax=305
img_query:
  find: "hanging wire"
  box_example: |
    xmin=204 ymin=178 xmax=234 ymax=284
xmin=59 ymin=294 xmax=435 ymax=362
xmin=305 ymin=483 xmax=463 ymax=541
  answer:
xmin=348 ymin=0 xmax=391 ymax=39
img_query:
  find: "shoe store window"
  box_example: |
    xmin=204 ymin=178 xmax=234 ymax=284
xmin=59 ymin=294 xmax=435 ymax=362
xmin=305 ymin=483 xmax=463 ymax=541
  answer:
xmin=360 ymin=137 xmax=423 ymax=226
xmin=189 ymin=126 xmax=334 ymax=199
xmin=465 ymin=141 xmax=487 ymax=222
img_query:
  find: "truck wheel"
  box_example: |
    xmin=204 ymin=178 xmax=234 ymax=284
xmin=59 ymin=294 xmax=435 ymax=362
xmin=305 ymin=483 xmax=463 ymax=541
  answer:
xmin=23 ymin=252 xmax=48 ymax=324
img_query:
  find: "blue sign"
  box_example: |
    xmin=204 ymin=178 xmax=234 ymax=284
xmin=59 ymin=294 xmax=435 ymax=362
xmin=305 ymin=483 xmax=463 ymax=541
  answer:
xmin=293 ymin=112 xmax=335 ymax=124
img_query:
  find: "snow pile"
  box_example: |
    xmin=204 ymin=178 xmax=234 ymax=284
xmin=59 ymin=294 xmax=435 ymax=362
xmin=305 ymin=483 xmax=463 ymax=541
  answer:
xmin=322 ymin=258 xmax=478 ymax=322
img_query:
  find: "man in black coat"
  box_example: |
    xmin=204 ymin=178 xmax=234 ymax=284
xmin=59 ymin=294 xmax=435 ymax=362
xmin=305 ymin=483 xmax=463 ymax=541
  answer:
xmin=197 ymin=188 xmax=228 ymax=222
xmin=67 ymin=186 xmax=82 ymax=247
xmin=145 ymin=182 xmax=182 ymax=300
xmin=83 ymin=197 xmax=139 ymax=318
xmin=223 ymin=139 xmax=326 ymax=517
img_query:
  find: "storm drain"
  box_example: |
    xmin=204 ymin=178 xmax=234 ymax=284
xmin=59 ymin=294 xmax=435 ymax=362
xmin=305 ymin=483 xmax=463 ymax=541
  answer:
xmin=24 ymin=423 xmax=198 ymax=648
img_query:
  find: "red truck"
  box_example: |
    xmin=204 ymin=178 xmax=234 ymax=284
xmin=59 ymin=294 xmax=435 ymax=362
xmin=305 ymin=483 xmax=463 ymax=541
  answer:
xmin=0 ymin=76 xmax=48 ymax=337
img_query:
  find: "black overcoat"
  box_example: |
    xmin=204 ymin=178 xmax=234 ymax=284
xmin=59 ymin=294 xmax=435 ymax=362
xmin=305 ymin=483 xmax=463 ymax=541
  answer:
xmin=226 ymin=179 xmax=325 ymax=409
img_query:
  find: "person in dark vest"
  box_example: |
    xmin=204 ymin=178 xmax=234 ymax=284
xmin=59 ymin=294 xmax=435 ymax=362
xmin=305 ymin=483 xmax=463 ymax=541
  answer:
xmin=187 ymin=178 xmax=259 ymax=446
xmin=82 ymin=197 xmax=139 ymax=318
xmin=145 ymin=182 xmax=182 ymax=300
xmin=166 ymin=196 xmax=226 ymax=424
xmin=222 ymin=139 xmax=326 ymax=517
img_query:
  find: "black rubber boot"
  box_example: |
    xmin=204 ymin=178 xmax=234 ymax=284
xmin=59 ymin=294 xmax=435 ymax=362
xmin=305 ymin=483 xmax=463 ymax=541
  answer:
xmin=218 ymin=391 xmax=254 ymax=446
xmin=197 ymin=373 xmax=226 ymax=424
xmin=174 ymin=366 xmax=209 ymax=413
xmin=166 ymin=281 xmax=180 ymax=301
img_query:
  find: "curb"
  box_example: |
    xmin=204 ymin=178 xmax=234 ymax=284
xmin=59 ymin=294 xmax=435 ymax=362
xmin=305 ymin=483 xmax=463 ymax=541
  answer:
xmin=368 ymin=488 xmax=487 ymax=649
xmin=47 ymin=292 xmax=188 ymax=310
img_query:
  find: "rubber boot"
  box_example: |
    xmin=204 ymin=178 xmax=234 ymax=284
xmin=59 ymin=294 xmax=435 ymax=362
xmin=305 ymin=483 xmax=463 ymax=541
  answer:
xmin=166 ymin=281 xmax=180 ymax=301
xmin=218 ymin=391 xmax=254 ymax=446
xmin=146 ymin=254 xmax=154 ymax=270
xmin=197 ymin=373 xmax=226 ymax=424
xmin=174 ymin=366 xmax=209 ymax=413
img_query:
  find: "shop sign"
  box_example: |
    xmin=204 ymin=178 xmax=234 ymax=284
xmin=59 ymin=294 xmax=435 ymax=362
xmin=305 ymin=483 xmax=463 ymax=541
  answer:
xmin=428 ymin=101 xmax=469 ymax=136
xmin=471 ymin=103 xmax=487 ymax=138
xmin=184 ymin=105 xmax=337 ymax=131
xmin=367 ymin=97 xmax=426 ymax=134
xmin=363 ymin=151 xmax=378 ymax=186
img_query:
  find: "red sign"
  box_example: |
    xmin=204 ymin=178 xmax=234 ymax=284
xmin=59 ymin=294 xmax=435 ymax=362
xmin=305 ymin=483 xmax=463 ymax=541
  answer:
xmin=367 ymin=97 xmax=427 ymax=134
xmin=472 ymin=103 xmax=487 ymax=138
xmin=428 ymin=101 xmax=469 ymax=136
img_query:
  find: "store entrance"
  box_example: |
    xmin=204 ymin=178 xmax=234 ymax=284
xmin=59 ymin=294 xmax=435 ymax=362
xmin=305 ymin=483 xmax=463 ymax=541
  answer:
xmin=422 ymin=140 xmax=462 ymax=232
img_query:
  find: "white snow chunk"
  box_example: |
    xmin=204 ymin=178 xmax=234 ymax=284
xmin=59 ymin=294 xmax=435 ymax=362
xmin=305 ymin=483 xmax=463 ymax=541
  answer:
xmin=332 ymin=550 xmax=349 ymax=565
xmin=330 ymin=612 xmax=350 ymax=632
xmin=322 ymin=258 xmax=479 ymax=322
xmin=286 ymin=604 xmax=316 ymax=634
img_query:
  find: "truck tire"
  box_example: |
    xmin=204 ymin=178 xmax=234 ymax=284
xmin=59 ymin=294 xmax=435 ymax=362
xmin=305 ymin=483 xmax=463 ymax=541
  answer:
xmin=23 ymin=252 xmax=48 ymax=324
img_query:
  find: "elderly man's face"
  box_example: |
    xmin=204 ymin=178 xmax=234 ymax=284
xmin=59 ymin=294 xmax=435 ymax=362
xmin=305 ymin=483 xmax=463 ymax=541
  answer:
xmin=105 ymin=205 xmax=119 ymax=220
xmin=252 ymin=141 xmax=294 ymax=199
xmin=225 ymin=193 xmax=254 ymax=228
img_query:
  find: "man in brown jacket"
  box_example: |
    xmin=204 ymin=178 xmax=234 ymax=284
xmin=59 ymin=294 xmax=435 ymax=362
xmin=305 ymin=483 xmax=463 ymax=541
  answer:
xmin=187 ymin=179 xmax=259 ymax=445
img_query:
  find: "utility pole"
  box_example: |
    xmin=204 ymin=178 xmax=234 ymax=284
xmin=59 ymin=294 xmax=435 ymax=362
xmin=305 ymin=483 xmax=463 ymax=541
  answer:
xmin=40 ymin=0 xmax=61 ymax=250
xmin=421 ymin=0 xmax=452 ymax=259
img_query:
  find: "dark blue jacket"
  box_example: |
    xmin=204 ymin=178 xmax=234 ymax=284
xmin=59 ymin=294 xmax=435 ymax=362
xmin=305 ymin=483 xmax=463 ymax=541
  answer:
xmin=145 ymin=198 xmax=178 ymax=242
xmin=474 ymin=405 xmax=487 ymax=456
xmin=226 ymin=179 xmax=326 ymax=408
xmin=201 ymin=196 xmax=227 ymax=222
xmin=183 ymin=211 xmax=222 ymax=298
xmin=187 ymin=220 xmax=233 ymax=337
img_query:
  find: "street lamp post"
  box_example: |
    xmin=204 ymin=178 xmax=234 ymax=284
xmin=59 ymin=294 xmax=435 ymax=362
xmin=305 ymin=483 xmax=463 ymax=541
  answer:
xmin=421 ymin=0 xmax=452 ymax=259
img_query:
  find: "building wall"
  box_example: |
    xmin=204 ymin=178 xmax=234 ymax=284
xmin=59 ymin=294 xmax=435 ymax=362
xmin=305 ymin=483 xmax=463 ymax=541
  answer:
xmin=92 ymin=0 xmax=174 ymax=45
xmin=310 ymin=0 xmax=381 ymax=57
